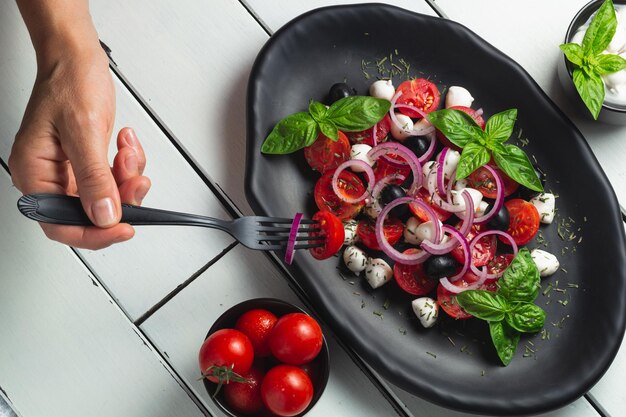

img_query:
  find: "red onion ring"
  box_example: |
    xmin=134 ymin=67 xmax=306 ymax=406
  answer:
xmin=371 ymin=173 xmax=407 ymax=201
xmin=421 ymin=225 xmax=470 ymax=281
xmin=425 ymin=166 xmax=465 ymax=213
xmin=375 ymin=196 xmax=441 ymax=265
xmin=419 ymin=191 xmax=474 ymax=255
xmin=439 ymin=266 xmax=488 ymax=294
xmin=284 ymin=212 xmax=303 ymax=265
xmin=475 ymin=108 xmax=484 ymax=117
xmin=469 ymin=230 xmax=518 ymax=279
xmin=368 ymin=143 xmax=422 ymax=195
xmin=456 ymin=164 xmax=505 ymax=224
xmin=436 ymin=148 xmax=450 ymax=198
xmin=371 ymin=122 xmax=378 ymax=147
xmin=389 ymin=92 xmax=435 ymax=136
xmin=391 ymin=91 xmax=430 ymax=121
xmin=419 ymin=131 xmax=437 ymax=163
xmin=331 ymin=160 xmax=375 ymax=204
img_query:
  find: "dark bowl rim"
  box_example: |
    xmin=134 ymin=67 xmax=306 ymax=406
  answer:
xmin=202 ymin=297 xmax=331 ymax=417
xmin=563 ymin=0 xmax=626 ymax=113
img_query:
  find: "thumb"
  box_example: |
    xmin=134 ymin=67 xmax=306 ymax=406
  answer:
xmin=63 ymin=131 xmax=121 ymax=228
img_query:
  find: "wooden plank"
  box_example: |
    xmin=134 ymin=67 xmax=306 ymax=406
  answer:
xmin=0 ymin=169 xmax=205 ymax=417
xmin=0 ymin=0 xmax=236 ymax=321
xmin=435 ymin=0 xmax=626 ymax=212
xmin=140 ymin=244 xmax=404 ymax=417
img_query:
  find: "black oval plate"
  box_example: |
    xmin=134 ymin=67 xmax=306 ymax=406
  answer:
xmin=244 ymin=4 xmax=626 ymax=415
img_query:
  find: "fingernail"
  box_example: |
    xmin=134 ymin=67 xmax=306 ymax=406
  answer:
xmin=134 ymin=185 xmax=149 ymax=205
xmin=125 ymin=149 xmax=138 ymax=173
xmin=92 ymin=198 xmax=117 ymax=227
xmin=123 ymin=128 xmax=138 ymax=148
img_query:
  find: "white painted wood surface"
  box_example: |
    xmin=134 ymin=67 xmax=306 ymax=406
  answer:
xmin=140 ymin=244 xmax=403 ymax=417
xmin=436 ymin=0 xmax=626 ymax=213
xmin=0 ymin=170 xmax=204 ymax=417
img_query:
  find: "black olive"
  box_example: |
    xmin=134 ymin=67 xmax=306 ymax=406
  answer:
xmin=403 ymin=136 xmax=431 ymax=158
xmin=486 ymin=203 xmax=510 ymax=232
xmin=380 ymin=184 xmax=409 ymax=219
xmin=424 ymin=255 xmax=459 ymax=280
xmin=327 ymin=83 xmax=356 ymax=104
xmin=518 ymin=163 xmax=548 ymax=199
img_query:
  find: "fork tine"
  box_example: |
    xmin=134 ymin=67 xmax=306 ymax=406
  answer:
xmin=293 ymin=242 xmax=325 ymax=249
xmin=253 ymin=217 xmax=299 ymax=224
xmin=258 ymin=235 xmax=326 ymax=242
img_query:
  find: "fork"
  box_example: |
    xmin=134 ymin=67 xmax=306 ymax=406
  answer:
xmin=17 ymin=193 xmax=324 ymax=251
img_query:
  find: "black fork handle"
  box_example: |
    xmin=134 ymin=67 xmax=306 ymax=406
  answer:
xmin=17 ymin=193 xmax=228 ymax=229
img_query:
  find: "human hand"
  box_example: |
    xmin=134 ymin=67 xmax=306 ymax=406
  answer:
xmin=9 ymin=45 xmax=151 ymax=250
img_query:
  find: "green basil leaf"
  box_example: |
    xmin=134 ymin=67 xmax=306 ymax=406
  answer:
xmin=492 ymin=144 xmax=544 ymax=192
xmin=326 ymin=96 xmax=390 ymax=132
xmin=582 ymin=0 xmax=617 ymax=55
xmin=489 ymin=320 xmax=520 ymax=366
xmin=456 ymin=290 xmax=508 ymax=321
xmin=575 ymin=67 xmax=605 ymax=119
xmin=497 ymin=248 xmax=540 ymax=302
xmin=559 ymin=43 xmax=585 ymax=66
xmin=261 ymin=112 xmax=319 ymax=154
xmin=309 ymin=100 xmax=328 ymax=123
xmin=427 ymin=109 xmax=483 ymax=148
xmin=505 ymin=303 xmax=546 ymax=333
xmin=318 ymin=120 xmax=338 ymax=141
xmin=485 ymin=109 xmax=517 ymax=145
xmin=456 ymin=142 xmax=491 ymax=180
xmin=594 ymin=53 xmax=626 ymax=75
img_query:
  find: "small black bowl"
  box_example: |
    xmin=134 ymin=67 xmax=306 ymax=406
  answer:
xmin=202 ymin=298 xmax=330 ymax=417
xmin=558 ymin=0 xmax=626 ymax=124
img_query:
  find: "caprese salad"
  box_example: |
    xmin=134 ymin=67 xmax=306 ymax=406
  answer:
xmin=261 ymin=76 xmax=561 ymax=365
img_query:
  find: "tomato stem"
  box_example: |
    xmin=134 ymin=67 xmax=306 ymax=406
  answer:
xmin=199 ymin=365 xmax=251 ymax=397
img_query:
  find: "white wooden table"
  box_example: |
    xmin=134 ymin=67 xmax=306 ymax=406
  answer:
xmin=1 ymin=1 xmax=624 ymax=416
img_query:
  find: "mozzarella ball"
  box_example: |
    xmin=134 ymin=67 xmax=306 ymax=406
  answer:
xmin=436 ymin=149 xmax=461 ymax=179
xmin=413 ymin=117 xmax=433 ymax=133
xmin=422 ymin=161 xmax=436 ymax=185
xmin=603 ymin=69 xmax=626 ymax=92
xmin=390 ymin=113 xmax=414 ymax=141
xmin=369 ymin=79 xmax=395 ymax=101
xmin=365 ymin=258 xmax=393 ymax=289
xmin=453 ymin=178 xmax=469 ymax=190
xmin=530 ymin=193 xmax=556 ymax=224
xmin=531 ymin=249 xmax=560 ymax=277
xmin=571 ymin=29 xmax=586 ymax=46
xmin=364 ymin=198 xmax=382 ymax=219
xmin=607 ymin=25 xmax=626 ymax=53
xmin=412 ymin=297 xmax=439 ymax=328
xmin=451 ymin=188 xmax=484 ymax=213
xmin=404 ymin=216 xmax=422 ymax=245
xmin=343 ymin=220 xmax=358 ymax=245
xmin=415 ymin=220 xmax=441 ymax=244
xmin=350 ymin=144 xmax=374 ymax=172
xmin=445 ymin=86 xmax=474 ymax=108
xmin=343 ymin=245 xmax=368 ymax=275
xmin=476 ymin=201 xmax=489 ymax=217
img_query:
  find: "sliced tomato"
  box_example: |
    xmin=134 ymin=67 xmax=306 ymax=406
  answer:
xmin=373 ymin=153 xmax=411 ymax=184
xmin=503 ymin=199 xmax=540 ymax=246
xmin=304 ymin=131 xmax=350 ymax=173
xmin=393 ymin=250 xmax=437 ymax=295
xmin=408 ymin=188 xmax=452 ymax=222
xmin=466 ymin=163 xmax=519 ymax=199
xmin=314 ymin=169 xmax=365 ymax=220
xmin=396 ymin=79 xmax=440 ymax=117
xmin=437 ymin=272 xmax=497 ymax=319
xmin=356 ymin=217 xmax=403 ymax=251
xmin=436 ymin=106 xmax=485 ymax=150
xmin=486 ymin=253 xmax=514 ymax=279
xmin=309 ymin=211 xmax=344 ymax=260
xmin=345 ymin=114 xmax=391 ymax=146
xmin=450 ymin=223 xmax=496 ymax=268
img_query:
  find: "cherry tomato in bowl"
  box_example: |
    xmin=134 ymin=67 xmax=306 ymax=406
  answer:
xmin=203 ymin=298 xmax=330 ymax=417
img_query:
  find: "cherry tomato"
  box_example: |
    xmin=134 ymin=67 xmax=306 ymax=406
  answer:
xmin=303 ymin=131 xmax=350 ymax=173
xmin=503 ymin=199 xmax=540 ymax=245
xmin=408 ymin=188 xmax=452 ymax=222
xmin=393 ymin=249 xmax=437 ymax=295
xmin=223 ymin=367 xmax=265 ymax=415
xmin=199 ymin=329 xmax=254 ymax=384
xmin=395 ymin=79 xmax=441 ymax=117
xmin=450 ymin=223 xmax=496 ymax=268
xmin=373 ymin=153 xmax=411 ymax=184
xmin=235 ymin=309 xmax=278 ymax=357
xmin=345 ymin=114 xmax=391 ymax=146
xmin=261 ymin=365 xmax=314 ymax=417
xmin=309 ymin=211 xmax=345 ymax=260
xmin=437 ymin=272 xmax=497 ymax=319
xmin=486 ymin=254 xmax=515 ymax=280
xmin=466 ymin=164 xmax=519 ymax=199
xmin=436 ymin=106 xmax=485 ymax=150
xmin=314 ymin=169 xmax=365 ymax=220
xmin=356 ymin=217 xmax=403 ymax=251
xmin=269 ymin=313 xmax=323 ymax=365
